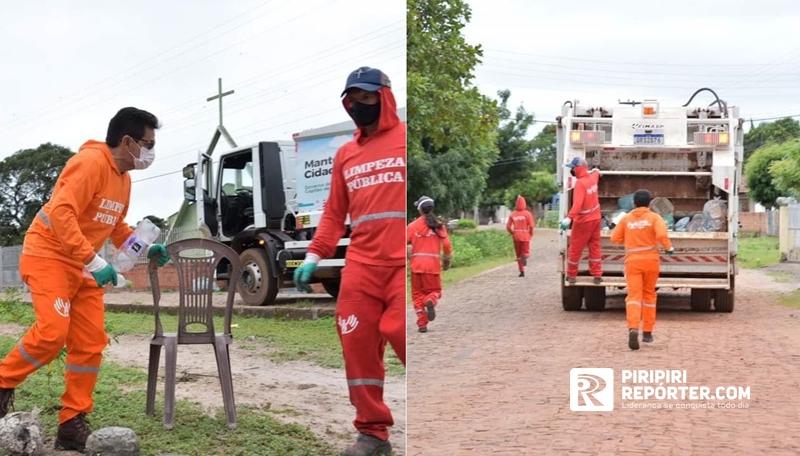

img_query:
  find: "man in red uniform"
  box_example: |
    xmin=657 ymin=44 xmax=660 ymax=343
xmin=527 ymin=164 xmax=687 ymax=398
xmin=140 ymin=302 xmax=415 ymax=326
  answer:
xmin=0 ymin=107 xmax=170 ymax=451
xmin=506 ymin=195 xmax=535 ymax=277
xmin=408 ymin=196 xmax=453 ymax=333
xmin=293 ymin=67 xmax=405 ymax=456
xmin=561 ymin=157 xmax=603 ymax=284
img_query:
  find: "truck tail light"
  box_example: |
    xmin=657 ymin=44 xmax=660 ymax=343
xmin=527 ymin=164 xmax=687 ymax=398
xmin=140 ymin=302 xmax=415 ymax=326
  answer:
xmin=569 ymin=130 xmax=606 ymax=145
xmin=724 ymin=177 xmax=730 ymax=190
xmin=694 ymin=132 xmax=729 ymax=147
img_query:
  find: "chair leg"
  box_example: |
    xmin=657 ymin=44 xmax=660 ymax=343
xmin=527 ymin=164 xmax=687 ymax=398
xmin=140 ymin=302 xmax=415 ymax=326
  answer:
xmin=214 ymin=336 xmax=236 ymax=428
xmin=163 ymin=338 xmax=178 ymax=429
xmin=146 ymin=343 xmax=161 ymax=416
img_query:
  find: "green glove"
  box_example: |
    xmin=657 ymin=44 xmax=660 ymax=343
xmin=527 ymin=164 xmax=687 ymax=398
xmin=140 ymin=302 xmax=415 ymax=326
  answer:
xmin=560 ymin=217 xmax=572 ymax=231
xmin=293 ymin=261 xmax=318 ymax=293
xmin=147 ymin=244 xmax=170 ymax=267
xmin=86 ymin=254 xmax=118 ymax=287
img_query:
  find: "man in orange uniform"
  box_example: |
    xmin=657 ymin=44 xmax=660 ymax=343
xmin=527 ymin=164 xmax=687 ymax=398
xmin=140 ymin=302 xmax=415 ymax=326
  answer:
xmin=506 ymin=195 xmax=535 ymax=277
xmin=561 ymin=157 xmax=603 ymax=284
xmin=408 ymin=196 xmax=453 ymax=333
xmin=610 ymin=189 xmax=674 ymax=350
xmin=293 ymin=67 xmax=405 ymax=456
xmin=0 ymin=107 xmax=170 ymax=450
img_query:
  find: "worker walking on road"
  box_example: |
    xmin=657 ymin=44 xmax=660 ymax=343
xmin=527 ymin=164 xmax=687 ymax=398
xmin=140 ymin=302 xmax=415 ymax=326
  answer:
xmin=293 ymin=67 xmax=405 ymax=456
xmin=610 ymin=189 xmax=674 ymax=350
xmin=560 ymin=157 xmax=603 ymax=284
xmin=506 ymin=195 xmax=535 ymax=277
xmin=408 ymin=196 xmax=453 ymax=333
xmin=0 ymin=108 xmax=170 ymax=451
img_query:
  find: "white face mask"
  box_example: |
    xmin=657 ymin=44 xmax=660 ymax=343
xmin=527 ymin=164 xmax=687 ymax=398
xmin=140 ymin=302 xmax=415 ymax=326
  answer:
xmin=131 ymin=145 xmax=155 ymax=170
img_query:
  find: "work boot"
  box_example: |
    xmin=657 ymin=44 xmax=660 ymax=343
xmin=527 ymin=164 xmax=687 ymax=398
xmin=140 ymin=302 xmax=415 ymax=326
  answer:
xmin=642 ymin=332 xmax=654 ymax=343
xmin=341 ymin=433 xmax=392 ymax=456
xmin=425 ymin=300 xmax=436 ymax=322
xmin=55 ymin=413 xmax=91 ymax=452
xmin=593 ymin=276 xmax=602 ymax=284
xmin=418 ymin=326 xmax=427 ymax=333
xmin=628 ymin=329 xmax=640 ymax=351
xmin=518 ymin=271 xmax=525 ymax=277
xmin=0 ymin=388 xmax=14 ymax=418
xmin=566 ymin=276 xmax=576 ymax=284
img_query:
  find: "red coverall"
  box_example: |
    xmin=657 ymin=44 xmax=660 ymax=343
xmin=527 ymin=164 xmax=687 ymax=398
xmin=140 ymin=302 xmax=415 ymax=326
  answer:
xmin=506 ymin=196 xmax=534 ymax=273
xmin=0 ymin=141 xmax=134 ymax=423
xmin=407 ymin=217 xmax=453 ymax=329
xmin=567 ymin=166 xmax=602 ymax=279
xmin=308 ymin=86 xmax=406 ymax=442
xmin=610 ymin=207 xmax=673 ymax=332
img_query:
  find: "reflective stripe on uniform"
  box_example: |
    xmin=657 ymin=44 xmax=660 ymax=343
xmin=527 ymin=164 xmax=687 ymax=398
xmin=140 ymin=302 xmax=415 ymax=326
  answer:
xmin=643 ymin=303 xmax=657 ymax=308
xmin=567 ymin=260 xmax=579 ymax=265
xmin=37 ymin=210 xmax=50 ymax=228
xmin=579 ymin=204 xmax=600 ymax=215
xmin=625 ymin=245 xmax=658 ymax=254
xmin=17 ymin=343 xmax=42 ymax=368
xmin=351 ymin=211 xmax=405 ymax=229
xmin=588 ymin=258 xmax=602 ymax=263
xmin=65 ymin=364 xmax=100 ymax=374
xmin=347 ymin=378 xmax=384 ymax=387
xmin=412 ymin=253 xmax=440 ymax=258
xmin=626 ymin=301 xmax=642 ymax=307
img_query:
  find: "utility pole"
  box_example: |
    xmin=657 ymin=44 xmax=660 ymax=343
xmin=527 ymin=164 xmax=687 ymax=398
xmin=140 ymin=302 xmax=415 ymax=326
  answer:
xmin=205 ymin=77 xmax=237 ymax=155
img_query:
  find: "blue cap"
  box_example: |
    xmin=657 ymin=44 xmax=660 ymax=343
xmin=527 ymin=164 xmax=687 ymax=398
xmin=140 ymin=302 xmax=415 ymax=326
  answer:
xmin=342 ymin=67 xmax=391 ymax=96
xmin=565 ymin=157 xmax=588 ymax=169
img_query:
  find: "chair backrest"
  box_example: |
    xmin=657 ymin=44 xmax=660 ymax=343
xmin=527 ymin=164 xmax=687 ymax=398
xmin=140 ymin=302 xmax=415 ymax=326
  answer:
xmin=148 ymin=238 xmax=242 ymax=344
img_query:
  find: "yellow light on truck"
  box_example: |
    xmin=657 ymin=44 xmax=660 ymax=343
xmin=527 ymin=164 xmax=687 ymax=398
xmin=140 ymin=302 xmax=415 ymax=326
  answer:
xmin=258 ymin=239 xmax=265 ymax=246
xmin=285 ymin=260 xmax=303 ymax=268
xmin=570 ymin=131 xmax=581 ymax=143
xmin=719 ymin=132 xmax=729 ymax=145
xmin=693 ymin=131 xmax=729 ymax=148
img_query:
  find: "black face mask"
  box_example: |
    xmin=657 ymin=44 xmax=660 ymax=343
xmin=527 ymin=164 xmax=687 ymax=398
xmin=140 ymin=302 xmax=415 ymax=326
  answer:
xmin=570 ymin=168 xmax=576 ymax=177
xmin=348 ymin=101 xmax=381 ymax=127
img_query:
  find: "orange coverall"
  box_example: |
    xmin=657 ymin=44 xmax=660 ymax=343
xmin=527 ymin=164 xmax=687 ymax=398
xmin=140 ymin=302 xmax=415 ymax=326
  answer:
xmin=407 ymin=216 xmax=453 ymax=329
xmin=610 ymin=207 xmax=673 ymax=332
xmin=567 ymin=166 xmax=602 ymax=278
xmin=506 ymin=196 xmax=534 ymax=273
xmin=0 ymin=140 xmax=133 ymax=423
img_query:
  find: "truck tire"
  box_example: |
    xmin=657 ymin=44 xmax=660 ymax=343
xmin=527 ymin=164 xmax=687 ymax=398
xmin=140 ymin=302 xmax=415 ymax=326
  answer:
xmin=561 ymin=275 xmax=583 ymax=311
xmin=714 ymin=276 xmax=735 ymax=313
xmin=238 ymin=248 xmax=279 ymax=306
xmin=321 ymin=279 xmax=340 ymax=298
xmin=690 ymin=289 xmax=712 ymax=312
xmin=584 ymin=286 xmax=606 ymax=311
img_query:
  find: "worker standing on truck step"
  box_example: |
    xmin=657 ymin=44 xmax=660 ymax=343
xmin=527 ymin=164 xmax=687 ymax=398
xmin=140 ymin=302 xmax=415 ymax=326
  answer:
xmin=0 ymin=107 xmax=170 ymax=451
xmin=408 ymin=196 xmax=453 ymax=333
xmin=293 ymin=66 xmax=405 ymax=456
xmin=610 ymin=189 xmax=674 ymax=350
xmin=506 ymin=195 xmax=535 ymax=277
xmin=560 ymin=157 xmax=603 ymax=284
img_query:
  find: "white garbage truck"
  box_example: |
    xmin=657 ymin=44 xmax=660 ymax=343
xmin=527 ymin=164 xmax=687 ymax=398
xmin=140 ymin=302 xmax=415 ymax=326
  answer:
xmin=556 ymin=89 xmax=743 ymax=313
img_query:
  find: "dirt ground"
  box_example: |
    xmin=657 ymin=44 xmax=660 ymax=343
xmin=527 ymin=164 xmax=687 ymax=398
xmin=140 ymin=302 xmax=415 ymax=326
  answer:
xmin=0 ymin=327 xmax=405 ymax=456
xmin=407 ymin=228 xmax=800 ymax=455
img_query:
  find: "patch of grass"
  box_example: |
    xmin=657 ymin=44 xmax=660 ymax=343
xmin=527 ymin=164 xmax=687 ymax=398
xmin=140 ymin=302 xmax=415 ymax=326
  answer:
xmin=767 ymin=270 xmax=795 ymax=283
xmin=0 ymin=336 xmax=337 ymax=456
xmin=0 ymin=297 xmax=403 ymax=376
xmin=738 ymin=236 xmax=780 ymax=269
xmin=778 ymin=290 xmax=800 ymax=309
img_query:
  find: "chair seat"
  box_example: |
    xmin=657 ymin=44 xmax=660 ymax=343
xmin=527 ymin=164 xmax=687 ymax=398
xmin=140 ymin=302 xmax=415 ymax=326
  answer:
xmin=150 ymin=333 xmax=233 ymax=346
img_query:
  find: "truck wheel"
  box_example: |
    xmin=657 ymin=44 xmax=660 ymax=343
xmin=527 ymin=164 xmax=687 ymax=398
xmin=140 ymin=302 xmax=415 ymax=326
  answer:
xmin=584 ymin=286 xmax=606 ymax=311
xmin=321 ymin=279 xmax=341 ymax=298
xmin=714 ymin=276 xmax=735 ymax=313
xmin=690 ymin=289 xmax=712 ymax=312
xmin=238 ymin=248 xmax=279 ymax=306
xmin=561 ymin=275 xmax=583 ymax=311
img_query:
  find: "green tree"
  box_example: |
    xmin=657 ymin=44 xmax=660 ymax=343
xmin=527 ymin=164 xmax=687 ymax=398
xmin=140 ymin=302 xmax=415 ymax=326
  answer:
xmin=407 ymin=0 xmax=499 ymax=216
xmin=484 ymin=89 xmax=535 ymax=206
xmin=531 ymin=124 xmax=557 ymax=172
xmin=744 ymin=117 xmax=800 ymax=161
xmin=744 ymin=142 xmax=790 ymax=208
xmin=505 ymin=171 xmax=558 ymax=207
xmin=0 ymin=143 xmax=74 ymax=246
xmin=766 ymin=139 xmax=800 ymax=197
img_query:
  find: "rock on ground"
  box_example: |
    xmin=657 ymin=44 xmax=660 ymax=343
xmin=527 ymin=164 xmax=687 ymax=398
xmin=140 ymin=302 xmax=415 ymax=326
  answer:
xmin=85 ymin=427 xmax=139 ymax=456
xmin=0 ymin=412 xmax=44 ymax=456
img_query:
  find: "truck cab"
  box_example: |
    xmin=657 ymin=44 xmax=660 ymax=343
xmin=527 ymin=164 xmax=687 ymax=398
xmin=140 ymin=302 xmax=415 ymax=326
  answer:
xmin=557 ymin=92 xmax=743 ymax=313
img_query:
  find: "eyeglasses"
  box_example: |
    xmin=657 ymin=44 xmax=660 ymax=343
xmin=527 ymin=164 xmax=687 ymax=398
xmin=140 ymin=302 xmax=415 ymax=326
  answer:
xmin=129 ymin=135 xmax=155 ymax=149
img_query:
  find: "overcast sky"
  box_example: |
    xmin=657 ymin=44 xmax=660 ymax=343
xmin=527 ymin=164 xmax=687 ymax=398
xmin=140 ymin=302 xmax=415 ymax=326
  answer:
xmin=1 ymin=0 xmax=405 ymax=225
xmin=465 ymin=0 xmax=800 ymax=136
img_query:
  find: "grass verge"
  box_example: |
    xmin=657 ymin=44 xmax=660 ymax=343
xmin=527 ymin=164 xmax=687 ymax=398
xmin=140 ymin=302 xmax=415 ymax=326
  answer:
xmin=0 ymin=336 xmax=337 ymax=456
xmin=738 ymin=236 xmax=780 ymax=269
xmin=778 ymin=290 xmax=800 ymax=309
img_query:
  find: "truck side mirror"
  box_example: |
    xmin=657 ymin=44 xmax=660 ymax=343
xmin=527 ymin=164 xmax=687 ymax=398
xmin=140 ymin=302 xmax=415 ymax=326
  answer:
xmin=183 ymin=163 xmax=196 ymax=179
xmin=184 ymin=178 xmax=196 ymax=202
